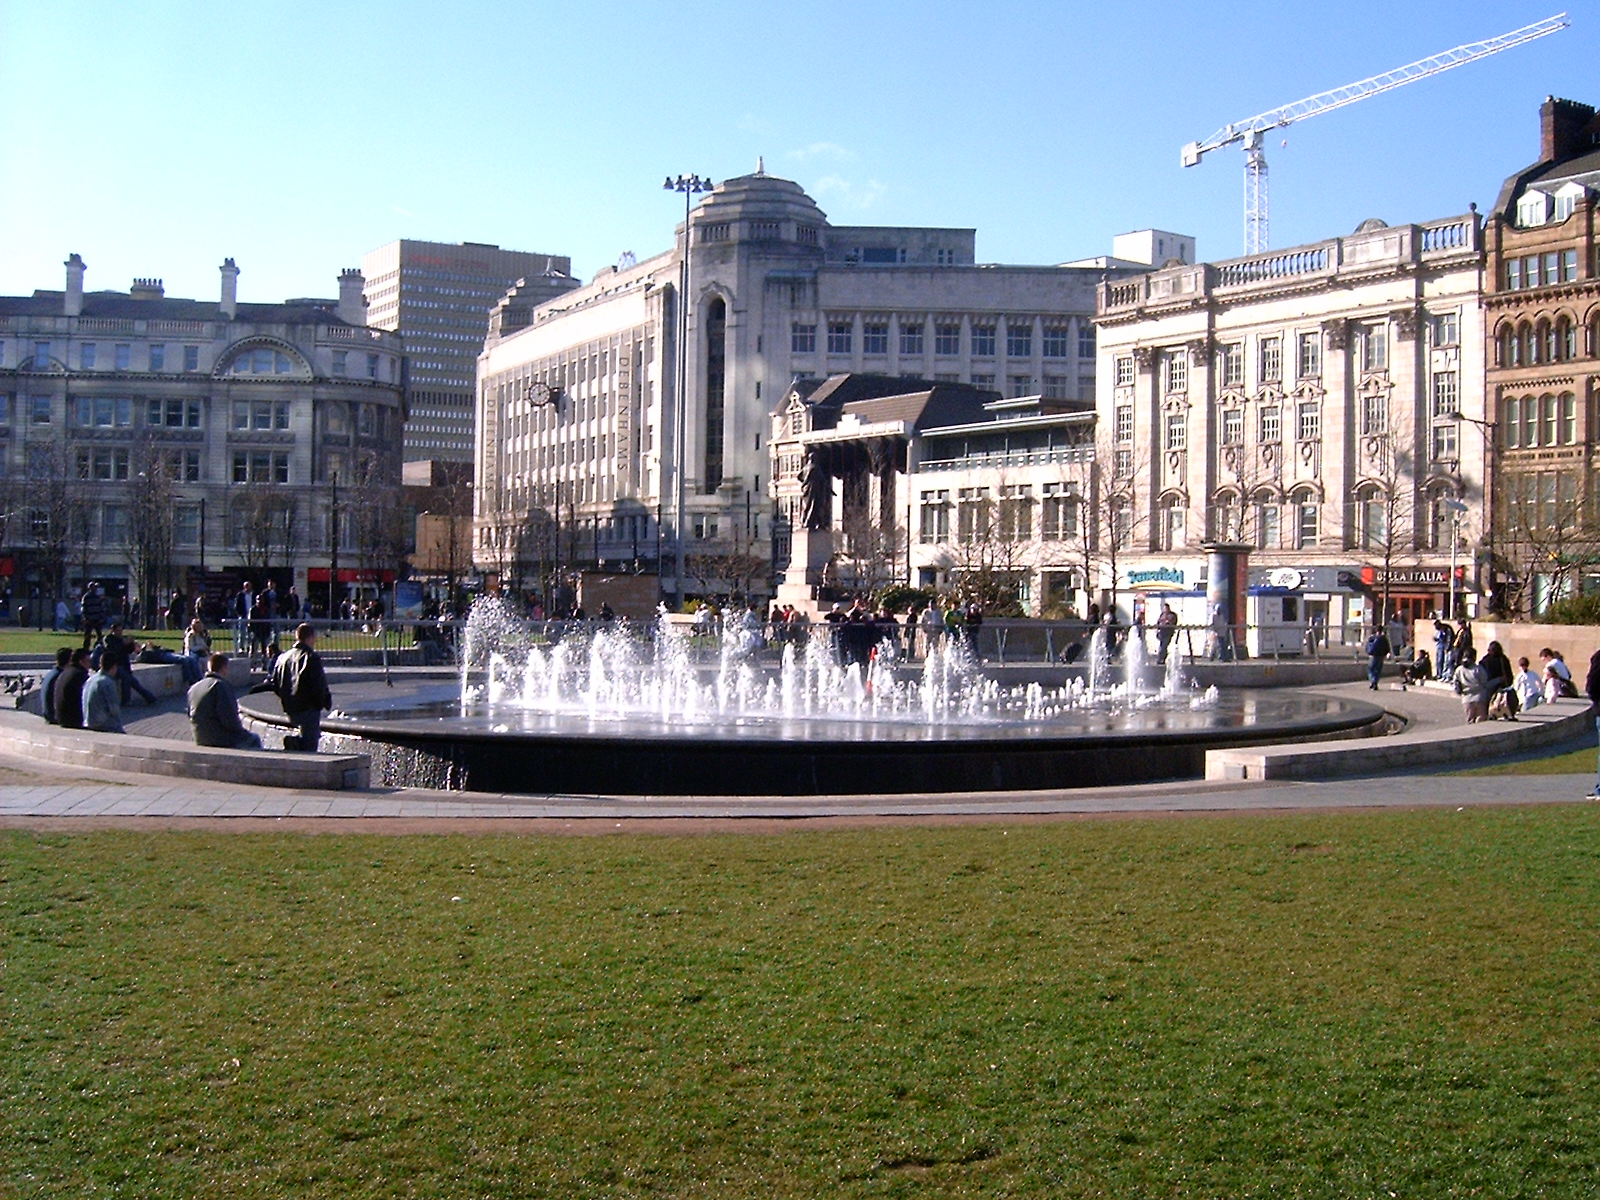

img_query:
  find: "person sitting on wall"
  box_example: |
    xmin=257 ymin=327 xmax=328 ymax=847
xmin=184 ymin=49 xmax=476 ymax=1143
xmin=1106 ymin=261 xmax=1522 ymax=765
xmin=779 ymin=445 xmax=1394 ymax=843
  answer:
xmin=188 ymin=653 xmax=262 ymax=750
xmin=40 ymin=647 xmax=71 ymax=725
xmin=82 ymin=652 xmax=126 ymax=734
xmin=53 ymin=648 xmax=91 ymax=730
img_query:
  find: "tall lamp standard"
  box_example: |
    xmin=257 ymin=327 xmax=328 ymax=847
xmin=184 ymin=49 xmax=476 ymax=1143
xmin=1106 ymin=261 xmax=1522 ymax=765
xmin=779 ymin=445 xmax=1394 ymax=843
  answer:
xmin=662 ymin=173 xmax=714 ymax=609
xmin=1447 ymin=408 xmax=1496 ymax=614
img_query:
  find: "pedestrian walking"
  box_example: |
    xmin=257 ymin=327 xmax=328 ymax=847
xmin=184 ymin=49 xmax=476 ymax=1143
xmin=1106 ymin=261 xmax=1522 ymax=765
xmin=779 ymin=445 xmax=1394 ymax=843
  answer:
xmin=1364 ymin=626 xmax=1391 ymax=690
xmin=251 ymin=624 xmax=331 ymax=752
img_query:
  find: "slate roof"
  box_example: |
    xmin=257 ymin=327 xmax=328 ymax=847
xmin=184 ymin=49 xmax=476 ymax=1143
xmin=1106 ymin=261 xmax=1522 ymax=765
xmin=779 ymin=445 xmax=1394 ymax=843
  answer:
xmin=0 ymin=289 xmax=357 ymax=327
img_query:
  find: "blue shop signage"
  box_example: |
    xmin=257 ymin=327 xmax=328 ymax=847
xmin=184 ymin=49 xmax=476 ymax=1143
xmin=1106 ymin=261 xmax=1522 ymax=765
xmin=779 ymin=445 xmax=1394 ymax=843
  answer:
xmin=1127 ymin=566 xmax=1186 ymax=588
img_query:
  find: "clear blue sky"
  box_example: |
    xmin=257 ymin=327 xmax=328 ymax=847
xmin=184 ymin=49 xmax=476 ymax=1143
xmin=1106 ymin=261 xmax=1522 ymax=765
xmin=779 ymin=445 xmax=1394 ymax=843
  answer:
xmin=2 ymin=1 xmax=1593 ymax=304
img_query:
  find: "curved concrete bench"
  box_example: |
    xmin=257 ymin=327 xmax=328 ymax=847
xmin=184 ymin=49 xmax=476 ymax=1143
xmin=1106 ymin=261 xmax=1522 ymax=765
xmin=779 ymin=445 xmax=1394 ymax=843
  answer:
xmin=1206 ymin=696 xmax=1592 ymax=781
xmin=0 ymin=711 xmax=369 ymax=790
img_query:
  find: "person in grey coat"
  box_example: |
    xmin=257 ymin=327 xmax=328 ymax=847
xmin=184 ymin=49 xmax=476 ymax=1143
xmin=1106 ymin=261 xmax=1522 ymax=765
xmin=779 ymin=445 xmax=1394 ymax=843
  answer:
xmin=187 ymin=653 xmax=262 ymax=750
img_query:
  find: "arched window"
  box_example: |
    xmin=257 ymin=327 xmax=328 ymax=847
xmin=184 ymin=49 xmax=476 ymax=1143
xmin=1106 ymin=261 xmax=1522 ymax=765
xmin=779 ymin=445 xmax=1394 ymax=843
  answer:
xmin=702 ymin=297 xmax=726 ymax=493
xmin=1557 ymin=317 xmax=1576 ymax=361
xmin=1358 ymin=486 xmax=1390 ymax=550
xmin=1542 ymin=321 xmax=1559 ymax=363
xmin=228 ymin=346 xmax=295 ymax=375
xmin=1426 ymin=490 xmax=1459 ymax=551
xmin=1253 ymin=489 xmax=1280 ymax=550
xmin=1500 ymin=326 xmax=1518 ymax=367
xmin=1525 ymin=322 xmax=1542 ymax=365
xmin=1291 ymin=489 xmax=1319 ymax=549
xmin=1160 ymin=496 xmax=1186 ymax=550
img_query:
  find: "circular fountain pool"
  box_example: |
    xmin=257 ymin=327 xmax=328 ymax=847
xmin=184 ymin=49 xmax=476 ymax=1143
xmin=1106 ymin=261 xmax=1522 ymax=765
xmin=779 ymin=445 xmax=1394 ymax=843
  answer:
xmin=246 ymin=601 xmax=1387 ymax=797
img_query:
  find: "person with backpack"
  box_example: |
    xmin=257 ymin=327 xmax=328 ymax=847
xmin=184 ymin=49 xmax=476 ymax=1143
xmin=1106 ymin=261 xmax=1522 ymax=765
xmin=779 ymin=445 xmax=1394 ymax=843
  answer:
xmin=250 ymin=623 xmax=331 ymax=752
xmin=1364 ymin=625 xmax=1391 ymax=690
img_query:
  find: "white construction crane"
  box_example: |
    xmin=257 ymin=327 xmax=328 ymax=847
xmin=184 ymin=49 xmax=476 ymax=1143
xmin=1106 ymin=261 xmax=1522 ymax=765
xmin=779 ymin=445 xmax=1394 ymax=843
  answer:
xmin=1183 ymin=13 xmax=1570 ymax=255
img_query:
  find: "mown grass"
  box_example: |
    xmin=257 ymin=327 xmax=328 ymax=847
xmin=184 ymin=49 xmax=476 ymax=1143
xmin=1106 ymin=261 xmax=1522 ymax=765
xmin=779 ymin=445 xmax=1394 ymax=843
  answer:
xmin=0 ymin=628 xmax=186 ymax=655
xmin=5 ymin=810 xmax=1600 ymax=1197
xmin=1457 ymin=740 xmax=1598 ymax=777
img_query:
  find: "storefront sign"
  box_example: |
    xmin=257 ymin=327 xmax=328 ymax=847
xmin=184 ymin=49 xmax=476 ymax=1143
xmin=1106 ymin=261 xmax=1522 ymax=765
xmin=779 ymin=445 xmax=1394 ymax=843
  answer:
xmin=1267 ymin=568 xmax=1304 ymax=589
xmin=1360 ymin=566 xmax=1457 ymax=587
xmin=1128 ymin=566 xmax=1186 ymax=588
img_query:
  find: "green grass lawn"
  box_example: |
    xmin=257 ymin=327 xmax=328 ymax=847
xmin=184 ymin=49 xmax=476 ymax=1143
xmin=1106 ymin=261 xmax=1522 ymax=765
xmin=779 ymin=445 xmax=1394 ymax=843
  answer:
xmin=1458 ymin=740 xmax=1598 ymax=776
xmin=6 ymin=811 xmax=1600 ymax=1197
xmin=0 ymin=628 xmax=187 ymax=655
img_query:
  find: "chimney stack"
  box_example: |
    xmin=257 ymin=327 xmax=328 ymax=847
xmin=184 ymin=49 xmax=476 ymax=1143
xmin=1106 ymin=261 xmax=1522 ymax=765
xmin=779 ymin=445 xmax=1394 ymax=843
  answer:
xmin=336 ymin=268 xmax=367 ymax=326
xmin=64 ymin=253 xmax=85 ymax=317
xmin=1540 ymin=95 xmax=1597 ymax=164
xmin=129 ymin=278 xmax=164 ymax=301
xmin=219 ymin=258 xmax=239 ymax=319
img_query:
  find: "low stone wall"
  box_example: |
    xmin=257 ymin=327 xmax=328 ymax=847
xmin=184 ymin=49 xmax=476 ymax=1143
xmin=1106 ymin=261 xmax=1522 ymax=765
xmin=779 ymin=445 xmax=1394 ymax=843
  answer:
xmin=17 ymin=658 xmax=253 ymax=716
xmin=1414 ymin=620 xmax=1598 ymax=677
xmin=0 ymin=711 xmax=369 ymax=790
xmin=1206 ymin=695 xmax=1591 ymax=782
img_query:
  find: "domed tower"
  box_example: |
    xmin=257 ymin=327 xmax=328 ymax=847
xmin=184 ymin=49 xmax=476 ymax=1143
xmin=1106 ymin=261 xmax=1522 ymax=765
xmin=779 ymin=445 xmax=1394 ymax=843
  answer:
xmin=675 ymin=168 xmax=829 ymax=498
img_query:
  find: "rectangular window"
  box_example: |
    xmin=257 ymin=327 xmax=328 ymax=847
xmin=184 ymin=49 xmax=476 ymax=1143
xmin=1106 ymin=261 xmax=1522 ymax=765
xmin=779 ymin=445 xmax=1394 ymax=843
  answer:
xmin=174 ymin=506 xmax=201 ymax=547
xmin=1078 ymin=324 xmax=1095 ymax=358
xmin=1259 ymin=406 xmax=1281 ymax=443
xmin=918 ymin=490 xmax=950 ymax=543
xmin=1042 ymin=484 xmax=1078 ymax=541
xmin=862 ymin=323 xmax=888 ymax=355
xmin=898 ymin=323 xmax=923 ymax=356
xmin=1258 ymin=336 xmax=1282 ymax=384
xmin=934 ymin=323 xmax=961 ymax=356
xmin=1165 ymin=411 xmax=1187 ymax=451
xmin=1009 ymin=375 xmax=1032 ymax=397
xmin=1544 ymin=252 xmax=1559 ymax=286
xmin=970 ymin=373 xmax=995 ymax=388
xmin=233 ymin=451 xmax=290 ymax=484
xmin=114 ymin=344 xmax=130 ymax=370
xmin=76 ymin=397 xmax=132 ymax=427
xmin=1503 ymin=397 xmax=1521 ymax=448
xmin=1432 ymin=423 xmax=1458 ymax=461
xmin=80 ymin=343 xmax=96 ymax=369
xmin=1358 ymin=324 xmax=1387 ymax=373
xmin=1507 ymin=258 xmax=1522 ymax=290
xmin=34 ymin=342 xmax=51 ymax=368
xmin=790 ymin=323 xmax=816 ymax=353
xmin=102 ymin=505 xmax=129 ymax=546
xmin=1361 ymin=393 xmax=1387 ymax=436
xmin=1297 ymin=402 xmax=1320 ymax=442
xmin=1297 ymin=332 xmax=1320 ymax=378
xmin=366 ymin=353 xmax=380 ymax=379
xmin=1257 ymin=502 xmax=1279 ymax=550
xmin=1222 ymin=407 xmax=1244 ymax=445
xmin=1542 ymin=394 xmax=1558 ymax=446
xmin=1077 ymin=374 xmax=1095 ymax=402
xmin=167 ymin=449 xmax=201 ymax=482
xmin=149 ymin=344 xmax=165 ymax=371
xmin=1562 ymin=392 xmax=1577 ymax=444
xmin=1431 ymin=371 xmax=1458 ymax=419
xmin=956 ymin=488 xmax=990 ymax=543
xmin=971 ymin=325 xmax=996 ymax=357
xmin=1562 ymin=249 xmax=1578 ymax=283
xmin=1527 ymin=255 xmax=1542 ymax=287
xmin=1042 ymin=327 xmax=1070 ymax=358
xmin=1043 ymin=374 xmax=1070 ymax=399
xmin=826 ymin=322 xmax=851 ymax=355
xmin=1006 ymin=324 xmax=1032 ymax=358
xmin=1221 ymin=343 xmax=1243 ymax=387
xmin=1164 ymin=353 xmax=1187 ymax=394
xmin=1430 ymin=311 xmax=1459 ymax=347
xmin=183 ymin=345 xmax=199 ymax=372
xmin=1115 ymin=356 xmax=1134 ymax=387
xmin=332 ymin=350 xmax=348 ymax=376
xmin=1115 ymin=404 xmax=1134 ymax=444
xmin=1115 ymin=448 xmax=1132 ymax=478
xmin=998 ymin=485 xmax=1032 ymax=542
xmin=31 ymin=395 xmax=50 ymax=424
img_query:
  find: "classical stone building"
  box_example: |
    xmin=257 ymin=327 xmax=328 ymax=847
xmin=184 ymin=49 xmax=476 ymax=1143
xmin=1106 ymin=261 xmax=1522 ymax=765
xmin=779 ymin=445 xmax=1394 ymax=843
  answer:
xmin=769 ymin=374 xmax=1095 ymax=615
xmin=362 ymin=239 xmax=572 ymax=463
xmin=474 ymin=167 xmax=1165 ymax=601
xmin=1485 ymin=96 xmax=1600 ymax=613
xmin=0 ymin=256 xmax=405 ymax=615
xmin=1094 ymin=212 xmax=1487 ymax=643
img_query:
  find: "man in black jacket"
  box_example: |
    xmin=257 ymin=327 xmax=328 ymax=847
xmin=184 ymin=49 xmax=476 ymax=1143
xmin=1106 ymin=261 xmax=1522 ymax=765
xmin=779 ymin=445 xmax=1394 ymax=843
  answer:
xmin=40 ymin=647 xmax=70 ymax=724
xmin=251 ymin=624 xmax=331 ymax=752
xmin=53 ymin=649 xmax=91 ymax=729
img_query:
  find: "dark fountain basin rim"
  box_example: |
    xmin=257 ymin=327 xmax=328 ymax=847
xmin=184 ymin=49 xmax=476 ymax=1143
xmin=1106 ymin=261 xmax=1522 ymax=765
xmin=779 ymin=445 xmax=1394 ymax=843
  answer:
xmin=240 ymin=691 xmax=1389 ymax=797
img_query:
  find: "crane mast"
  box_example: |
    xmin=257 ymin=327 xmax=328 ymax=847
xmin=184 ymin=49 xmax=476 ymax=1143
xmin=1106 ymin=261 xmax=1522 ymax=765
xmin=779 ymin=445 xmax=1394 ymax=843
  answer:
xmin=1182 ymin=13 xmax=1570 ymax=254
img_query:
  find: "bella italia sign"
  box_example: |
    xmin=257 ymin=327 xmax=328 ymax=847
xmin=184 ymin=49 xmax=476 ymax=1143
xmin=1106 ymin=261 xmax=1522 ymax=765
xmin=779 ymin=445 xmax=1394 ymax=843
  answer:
xmin=1127 ymin=566 xmax=1186 ymax=588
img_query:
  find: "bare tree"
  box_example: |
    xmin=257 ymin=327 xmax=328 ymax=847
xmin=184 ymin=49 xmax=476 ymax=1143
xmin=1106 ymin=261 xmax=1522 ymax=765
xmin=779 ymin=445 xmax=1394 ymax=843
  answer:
xmin=231 ymin=486 xmax=299 ymax=579
xmin=1354 ymin=439 xmax=1418 ymax=634
xmin=126 ymin=439 xmax=176 ymax=622
xmin=1494 ymin=468 xmax=1597 ymax=617
xmin=22 ymin=442 xmax=85 ymax=606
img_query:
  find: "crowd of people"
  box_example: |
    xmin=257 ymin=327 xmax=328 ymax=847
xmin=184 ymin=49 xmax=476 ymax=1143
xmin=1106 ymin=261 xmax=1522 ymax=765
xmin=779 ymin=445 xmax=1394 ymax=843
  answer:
xmin=38 ymin=621 xmax=332 ymax=754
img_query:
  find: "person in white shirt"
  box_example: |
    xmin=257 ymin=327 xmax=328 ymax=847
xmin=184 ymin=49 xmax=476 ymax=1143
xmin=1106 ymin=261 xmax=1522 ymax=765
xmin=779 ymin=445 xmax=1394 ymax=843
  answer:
xmin=1513 ymin=657 xmax=1544 ymax=712
xmin=1539 ymin=647 xmax=1574 ymax=704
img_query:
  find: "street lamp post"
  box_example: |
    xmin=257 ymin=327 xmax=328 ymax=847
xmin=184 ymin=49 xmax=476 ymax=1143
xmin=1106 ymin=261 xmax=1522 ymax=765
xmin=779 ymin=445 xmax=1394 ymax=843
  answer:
xmin=662 ymin=173 xmax=714 ymax=609
xmin=1447 ymin=408 xmax=1496 ymax=614
xmin=1443 ymin=498 xmax=1470 ymax=618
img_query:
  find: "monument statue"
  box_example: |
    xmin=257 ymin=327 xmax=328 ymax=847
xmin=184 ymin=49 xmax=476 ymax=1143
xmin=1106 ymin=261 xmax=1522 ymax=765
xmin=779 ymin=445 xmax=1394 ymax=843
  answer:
xmin=798 ymin=451 xmax=832 ymax=531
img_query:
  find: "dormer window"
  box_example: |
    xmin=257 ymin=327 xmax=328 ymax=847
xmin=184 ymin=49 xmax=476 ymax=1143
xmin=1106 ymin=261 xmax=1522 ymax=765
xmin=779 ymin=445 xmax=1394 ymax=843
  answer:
xmin=1553 ymin=183 xmax=1586 ymax=222
xmin=1516 ymin=189 xmax=1551 ymax=229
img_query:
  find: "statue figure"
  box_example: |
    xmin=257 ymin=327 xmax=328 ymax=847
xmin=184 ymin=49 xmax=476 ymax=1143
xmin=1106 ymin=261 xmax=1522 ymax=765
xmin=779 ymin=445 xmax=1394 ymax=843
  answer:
xmin=798 ymin=451 xmax=832 ymax=531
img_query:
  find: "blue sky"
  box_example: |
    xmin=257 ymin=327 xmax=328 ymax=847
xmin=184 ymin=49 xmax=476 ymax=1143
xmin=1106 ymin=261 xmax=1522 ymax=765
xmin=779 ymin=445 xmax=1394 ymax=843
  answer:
xmin=1 ymin=1 xmax=1593 ymax=304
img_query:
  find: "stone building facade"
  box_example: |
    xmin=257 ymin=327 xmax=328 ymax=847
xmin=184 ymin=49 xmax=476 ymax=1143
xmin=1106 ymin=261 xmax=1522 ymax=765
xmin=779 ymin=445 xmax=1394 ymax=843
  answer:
xmin=1094 ymin=212 xmax=1487 ymax=643
xmin=0 ymin=256 xmax=404 ymax=614
xmin=474 ymin=167 xmax=1160 ymax=601
xmin=1484 ymin=96 xmax=1600 ymax=613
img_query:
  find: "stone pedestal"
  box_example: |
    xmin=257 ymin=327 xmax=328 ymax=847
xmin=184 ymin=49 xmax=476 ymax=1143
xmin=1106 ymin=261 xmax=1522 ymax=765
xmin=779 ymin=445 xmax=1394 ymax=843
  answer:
xmin=776 ymin=526 xmax=834 ymax=617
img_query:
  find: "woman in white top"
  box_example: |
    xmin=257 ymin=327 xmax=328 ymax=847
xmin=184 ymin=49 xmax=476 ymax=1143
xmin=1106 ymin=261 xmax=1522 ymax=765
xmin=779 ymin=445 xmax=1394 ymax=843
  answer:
xmin=1539 ymin=648 xmax=1573 ymax=704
